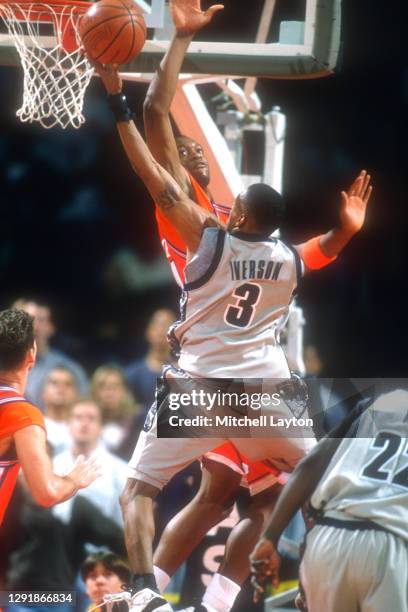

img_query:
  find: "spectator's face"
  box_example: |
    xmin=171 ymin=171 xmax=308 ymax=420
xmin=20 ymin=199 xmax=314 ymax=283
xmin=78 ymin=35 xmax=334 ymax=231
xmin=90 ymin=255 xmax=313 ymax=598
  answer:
xmin=42 ymin=369 xmax=78 ymax=410
xmin=85 ymin=563 xmax=123 ymax=604
xmin=19 ymin=302 xmax=55 ymax=349
xmin=94 ymin=372 xmax=126 ymax=418
xmin=69 ymin=401 xmax=102 ymax=445
xmin=145 ymin=309 xmax=175 ymax=351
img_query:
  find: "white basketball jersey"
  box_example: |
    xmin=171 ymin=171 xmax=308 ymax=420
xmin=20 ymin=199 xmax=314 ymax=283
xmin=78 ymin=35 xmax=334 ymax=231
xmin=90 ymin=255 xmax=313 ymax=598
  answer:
xmin=311 ymin=389 xmax=408 ymax=541
xmin=171 ymin=228 xmax=302 ymax=378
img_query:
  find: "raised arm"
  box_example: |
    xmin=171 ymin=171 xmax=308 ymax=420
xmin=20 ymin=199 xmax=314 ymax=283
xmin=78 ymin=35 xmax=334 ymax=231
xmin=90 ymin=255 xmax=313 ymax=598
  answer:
xmin=295 ymin=170 xmax=373 ymax=271
xmin=83 ymin=65 xmax=220 ymax=252
xmin=14 ymin=426 xmax=100 ymax=507
xmin=143 ymin=0 xmax=223 ymax=190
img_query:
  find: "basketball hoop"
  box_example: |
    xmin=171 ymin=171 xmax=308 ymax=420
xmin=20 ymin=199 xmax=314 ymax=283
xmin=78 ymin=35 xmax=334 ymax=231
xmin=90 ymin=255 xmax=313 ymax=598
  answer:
xmin=0 ymin=0 xmax=93 ymax=128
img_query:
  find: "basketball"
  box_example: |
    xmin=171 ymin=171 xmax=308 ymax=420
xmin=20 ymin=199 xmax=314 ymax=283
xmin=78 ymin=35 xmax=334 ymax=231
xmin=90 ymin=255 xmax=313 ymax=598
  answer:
xmin=79 ymin=0 xmax=146 ymax=66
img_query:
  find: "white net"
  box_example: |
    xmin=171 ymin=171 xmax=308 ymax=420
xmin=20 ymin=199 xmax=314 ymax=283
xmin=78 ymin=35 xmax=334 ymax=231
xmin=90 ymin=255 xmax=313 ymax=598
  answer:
xmin=0 ymin=1 xmax=93 ymax=128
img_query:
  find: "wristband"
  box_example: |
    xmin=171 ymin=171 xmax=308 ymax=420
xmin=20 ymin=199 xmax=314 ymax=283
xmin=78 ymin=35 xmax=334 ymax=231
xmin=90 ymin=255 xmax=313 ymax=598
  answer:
xmin=302 ymin=236 xmax=337 ymax=270
xmin=107 ymin=92 xmax=133 ymax=122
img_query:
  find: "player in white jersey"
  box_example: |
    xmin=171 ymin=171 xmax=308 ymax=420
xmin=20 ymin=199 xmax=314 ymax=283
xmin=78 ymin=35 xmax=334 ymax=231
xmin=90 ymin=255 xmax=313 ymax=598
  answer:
xmin=250 ymin=386 xmax=408 ymax=612
xmin=89 ymin=47 xmax=372 ymax=609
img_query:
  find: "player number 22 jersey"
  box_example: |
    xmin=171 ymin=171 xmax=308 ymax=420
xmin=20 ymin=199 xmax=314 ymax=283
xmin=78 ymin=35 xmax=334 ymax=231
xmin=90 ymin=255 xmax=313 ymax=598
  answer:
xmin=311 ymin=388 xmax=408 ymax=542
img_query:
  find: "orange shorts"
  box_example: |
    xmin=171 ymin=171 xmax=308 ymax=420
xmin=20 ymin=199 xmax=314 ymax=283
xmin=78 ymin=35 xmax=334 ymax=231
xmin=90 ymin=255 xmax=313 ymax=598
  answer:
xmin=205 ymin=442 xmax=288 ymax=496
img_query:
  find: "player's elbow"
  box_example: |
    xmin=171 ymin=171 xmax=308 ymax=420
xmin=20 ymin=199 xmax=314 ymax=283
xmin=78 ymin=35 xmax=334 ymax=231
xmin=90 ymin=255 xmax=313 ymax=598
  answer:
xmin=30 ymin=485 xmax=59 ymax=508
xmin=143 ymin=95 xmax=166 ymax=120
xmin=28 ymin=479 xmax=62 ymax=507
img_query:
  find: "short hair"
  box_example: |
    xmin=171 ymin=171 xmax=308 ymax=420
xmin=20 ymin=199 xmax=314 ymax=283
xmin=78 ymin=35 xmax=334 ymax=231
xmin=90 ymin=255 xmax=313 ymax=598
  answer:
xmin=80 ymin=552 xmax=131 ymax=584
xmin=69 ymin=398 xmax=102 ymax=420
xmin=0 ymin=309 xmax=35 ymax=371
xmin=244 ymin=183 xmax=286 ymax=233
xmin=44 ymin=365 xmax=78 ymax=386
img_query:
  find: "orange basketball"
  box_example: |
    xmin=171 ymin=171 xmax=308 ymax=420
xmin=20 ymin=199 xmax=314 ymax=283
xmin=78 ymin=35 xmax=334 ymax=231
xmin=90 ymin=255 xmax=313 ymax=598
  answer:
xmin=79 ymin=0 xmax=146 ymax=65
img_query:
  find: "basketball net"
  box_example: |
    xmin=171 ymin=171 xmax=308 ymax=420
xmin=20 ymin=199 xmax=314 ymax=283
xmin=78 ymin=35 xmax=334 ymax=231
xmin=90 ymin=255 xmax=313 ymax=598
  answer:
xmin=0 ymin=0 xmax=93 ymax=129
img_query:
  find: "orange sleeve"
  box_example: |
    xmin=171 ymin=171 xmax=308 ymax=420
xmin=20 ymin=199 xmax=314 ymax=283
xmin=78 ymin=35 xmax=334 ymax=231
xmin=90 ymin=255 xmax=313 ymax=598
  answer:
xmin=301 ymin=236 xmax=337 ymax=270
xmin=0 ymin=402 xmax=46 ymax=440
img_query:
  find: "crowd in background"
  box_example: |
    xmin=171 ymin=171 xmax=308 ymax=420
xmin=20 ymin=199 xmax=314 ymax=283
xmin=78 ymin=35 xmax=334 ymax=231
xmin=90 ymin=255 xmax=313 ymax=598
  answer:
xmin=0 ymin=298 xmax=196 ymax=610
xmin=0 ymin=297 xmax=335 ymax=612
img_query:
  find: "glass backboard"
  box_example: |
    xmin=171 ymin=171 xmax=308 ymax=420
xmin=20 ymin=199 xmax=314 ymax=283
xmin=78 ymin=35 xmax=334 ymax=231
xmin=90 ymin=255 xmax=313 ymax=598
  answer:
xmin=0 ymin=0 xmax=341 ymax=78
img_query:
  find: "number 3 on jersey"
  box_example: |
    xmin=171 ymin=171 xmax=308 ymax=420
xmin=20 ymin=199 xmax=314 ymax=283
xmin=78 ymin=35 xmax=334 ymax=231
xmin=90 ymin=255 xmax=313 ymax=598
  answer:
xmin=224 ymin=282 xmax=262 ymax=328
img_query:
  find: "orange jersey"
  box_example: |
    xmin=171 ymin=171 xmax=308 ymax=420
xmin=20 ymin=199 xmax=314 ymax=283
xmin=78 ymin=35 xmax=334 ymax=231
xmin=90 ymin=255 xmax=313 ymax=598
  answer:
xmin=155 ymin=173 xmax=231 ymax=285
xmin=0 ymin=386 xmax=45 ymax=525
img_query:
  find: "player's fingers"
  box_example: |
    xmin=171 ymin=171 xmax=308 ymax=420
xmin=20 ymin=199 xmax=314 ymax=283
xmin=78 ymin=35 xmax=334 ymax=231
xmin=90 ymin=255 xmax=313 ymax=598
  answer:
xmin=361 ymin=173 xmax=371 ymax=200
xmin=271 ymin=568 xmax=280 ymax=589
xmin=364 ymin=185 xmax=373 ymax=205
xmin=204 ymin=4 xmax=224 ymax=21
xmin=250 ymin=575 xmax=265 ymax=603
xmin=340 ymin=190 xmax=348 ymax=206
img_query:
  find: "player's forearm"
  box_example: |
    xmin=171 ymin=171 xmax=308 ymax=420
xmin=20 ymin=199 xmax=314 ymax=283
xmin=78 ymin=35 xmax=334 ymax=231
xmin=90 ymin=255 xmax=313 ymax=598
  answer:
xmin=29 ymin=472 xmax=78 ymax=507
xmin=144 ymin=33 xmax=193 ymax=116
xmin=298 ymin=226 xmax=355 ymax=271
xmin=319 ymin=225 xmax=356 ymax=258
xmin=117 ymin=120 xmax=182 ymax=202
xmin=263 ymin=438 xmax=342 ymax=545
xmin=117 ymin=120 xmax=157 ymax=181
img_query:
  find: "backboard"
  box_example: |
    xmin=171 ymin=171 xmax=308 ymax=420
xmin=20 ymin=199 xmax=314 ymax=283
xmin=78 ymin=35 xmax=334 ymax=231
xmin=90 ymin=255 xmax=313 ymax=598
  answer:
xmin=1 ymin=0 xmax=342 ymax=78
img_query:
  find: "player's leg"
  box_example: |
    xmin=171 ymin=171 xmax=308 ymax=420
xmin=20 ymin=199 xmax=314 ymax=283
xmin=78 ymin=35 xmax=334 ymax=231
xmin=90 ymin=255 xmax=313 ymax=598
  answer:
xmin=120 ymin=478 xmax=159 ymax=575
xmin=153 ymin=459 xmax=241 ymax=583
xmin=357 ymin=530 xmax=408 ymax=612
xmin=217 ymin=483 xmax=282 ymax=585
xmin=194 ymin=481 xmax=281 ymax=612
xmin=300 ymin=525 xmax=359 ymax=612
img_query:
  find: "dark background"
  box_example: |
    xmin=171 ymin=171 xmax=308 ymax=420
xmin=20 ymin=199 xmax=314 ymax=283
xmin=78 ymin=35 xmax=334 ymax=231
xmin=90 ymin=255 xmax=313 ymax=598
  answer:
xmin=0 ymin=0 xmax=406 ymax=375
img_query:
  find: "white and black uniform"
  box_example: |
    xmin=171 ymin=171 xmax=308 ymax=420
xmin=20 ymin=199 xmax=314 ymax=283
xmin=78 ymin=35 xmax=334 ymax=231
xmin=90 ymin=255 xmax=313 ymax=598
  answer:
xmin=301 ymin=388 xmax=408 ymax=612
xmin=128 ymin=228 xmax=315 ymax=489
xmin=173 ymin=228 xmax=301 ymax=378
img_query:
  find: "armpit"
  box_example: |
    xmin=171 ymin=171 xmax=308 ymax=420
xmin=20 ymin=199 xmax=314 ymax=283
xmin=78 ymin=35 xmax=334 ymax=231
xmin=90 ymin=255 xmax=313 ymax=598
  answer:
xmin=156 ymin=182 xmax=183 ymax=210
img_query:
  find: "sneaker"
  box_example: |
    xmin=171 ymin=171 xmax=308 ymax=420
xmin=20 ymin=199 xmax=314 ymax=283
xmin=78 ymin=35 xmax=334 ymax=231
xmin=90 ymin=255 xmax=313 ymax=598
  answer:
xmin=103 ymin=588 xmax=173 ymax=612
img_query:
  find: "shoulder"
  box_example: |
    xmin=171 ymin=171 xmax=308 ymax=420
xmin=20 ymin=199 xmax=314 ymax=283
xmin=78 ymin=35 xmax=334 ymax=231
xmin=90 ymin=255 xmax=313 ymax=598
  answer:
xmin=0 ymin=400 xmax=46 ymax=439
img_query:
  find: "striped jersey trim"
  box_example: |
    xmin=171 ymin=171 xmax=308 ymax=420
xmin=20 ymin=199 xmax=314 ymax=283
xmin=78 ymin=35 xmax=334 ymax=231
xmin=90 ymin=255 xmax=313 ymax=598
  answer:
xmin=0 ymin=396 xmax=25 ymax=405
xmin=165 ymin=238 xmax=187 ymax=259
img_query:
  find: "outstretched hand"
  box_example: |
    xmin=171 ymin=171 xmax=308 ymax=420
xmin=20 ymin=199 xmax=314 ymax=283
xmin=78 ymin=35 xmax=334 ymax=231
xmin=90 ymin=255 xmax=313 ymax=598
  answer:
xmin=250 ymin=537 xmax=281 ymax=603
xmin=68 ymin=455 xmax=102 ymax=489
xmin=170 ymin=0 xmax=224 ymax=34
xmin=340 ymin=170 xmax=372 ymax=235
xmin=85 ymin=52 xmax=123 ymax=95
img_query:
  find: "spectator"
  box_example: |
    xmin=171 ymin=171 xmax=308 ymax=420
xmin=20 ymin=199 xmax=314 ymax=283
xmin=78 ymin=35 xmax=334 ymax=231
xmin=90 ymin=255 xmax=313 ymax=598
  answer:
xmin=6 ymin=488 xmax=126 ymax=605
xmin=53 ymin=399 xmax=127 ymax=527
xmin=42 ymin=366 xmax=79 ymax=454
xmin=13 ymin=299 xmax=88 ymax=409
xmin=90 ymin=364 xmax=141 ymax=454
xmin=124 ymin=308 xmax=175 ymax=409
xmin=81 ymin=552 xmax=131 ymax=612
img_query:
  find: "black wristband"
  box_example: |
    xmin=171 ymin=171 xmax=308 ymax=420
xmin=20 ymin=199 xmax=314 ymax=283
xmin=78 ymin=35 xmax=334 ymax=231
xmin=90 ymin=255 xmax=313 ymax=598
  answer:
xmin=107 ymin=92 xmax=133 ymax=122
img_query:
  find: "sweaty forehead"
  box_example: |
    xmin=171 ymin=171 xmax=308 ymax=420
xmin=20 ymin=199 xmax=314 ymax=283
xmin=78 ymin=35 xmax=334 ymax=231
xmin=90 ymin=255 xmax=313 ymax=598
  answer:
xmin=176 ymin=137 xmax=200 ymax=150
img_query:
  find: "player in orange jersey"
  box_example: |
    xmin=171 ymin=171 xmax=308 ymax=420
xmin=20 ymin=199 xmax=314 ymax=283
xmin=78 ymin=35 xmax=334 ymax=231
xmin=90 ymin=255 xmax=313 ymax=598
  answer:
xmin=0 ymin=308 xmax=100 ymax=526
xmin=94 ymin=1 xmax=372 ymax=609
